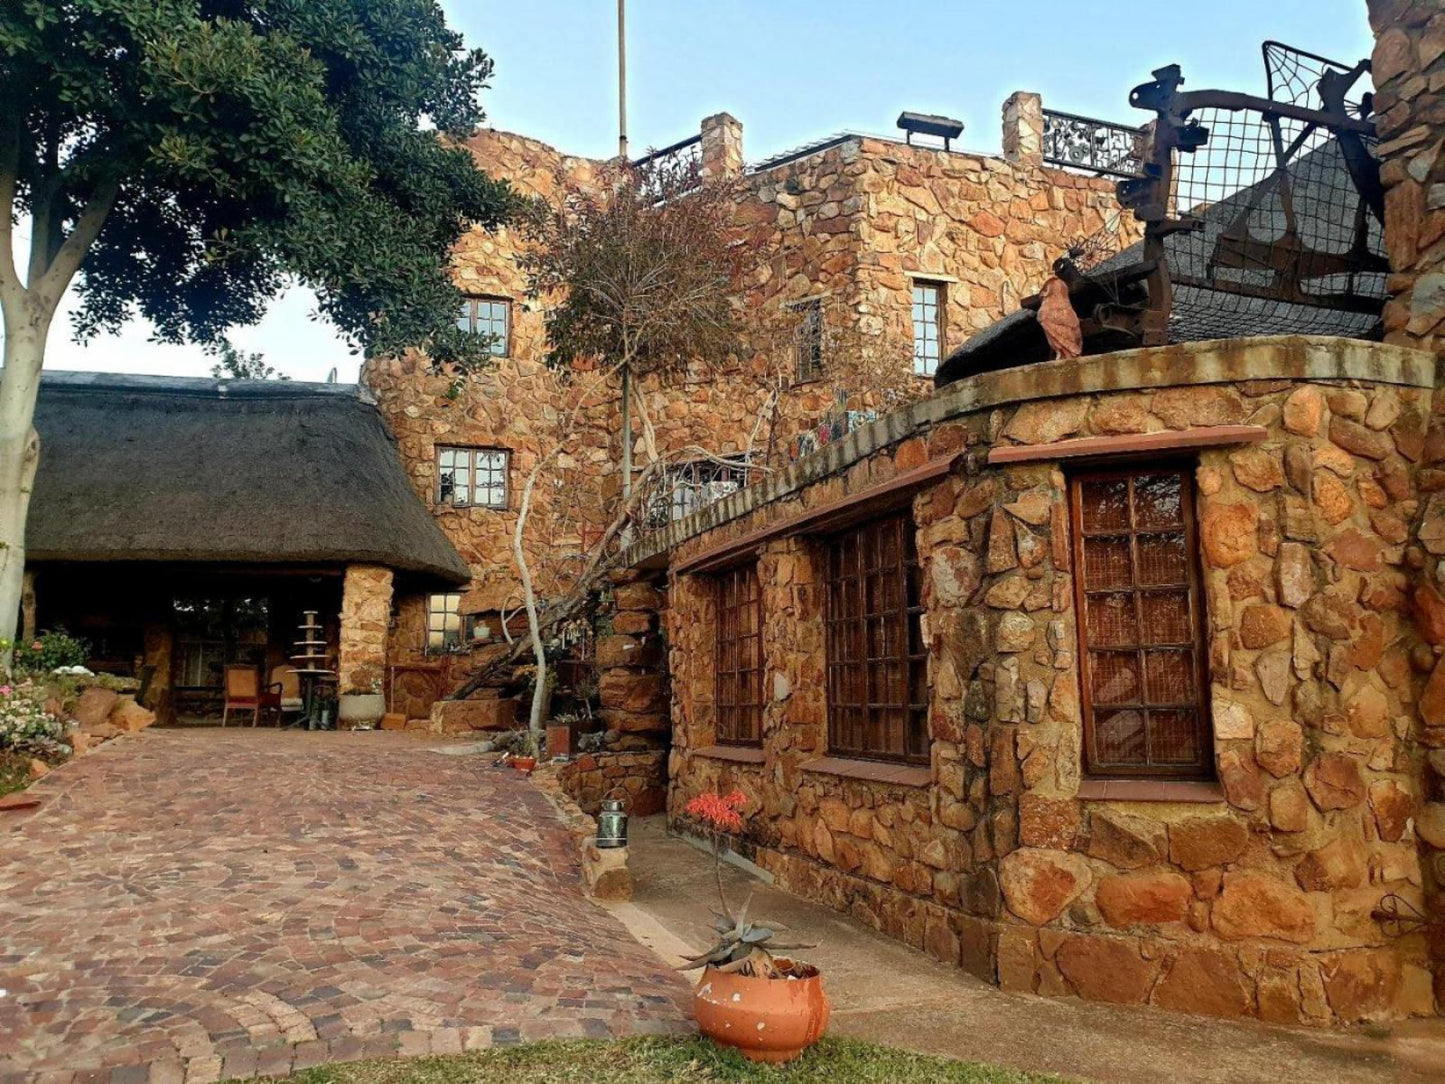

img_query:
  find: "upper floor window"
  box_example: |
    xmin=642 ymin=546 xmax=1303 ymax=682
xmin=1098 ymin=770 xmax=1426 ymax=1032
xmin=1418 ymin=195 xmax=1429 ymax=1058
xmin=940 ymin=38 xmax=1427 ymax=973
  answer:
xmin=824 ymin=512 xmax=928 ymax=764
xmin=427 ymin=592 xmax=463 ymax=652
xmin=437 ymin=446 xmax=509 ymax=509
xmin=1069 ymin=466 xmax=1212 ymax=779
xmin=457 ymin=296 xmax=511 ymax=357
xmin=912 ymin=281 xmax=943 ymax=377
xmin=647 ymin=454 xmax=751 ymax=527
xmin=715 ymin=564 xmax=764 ymax=746
xmin=791 ymin=298 xmax=824 ymax=383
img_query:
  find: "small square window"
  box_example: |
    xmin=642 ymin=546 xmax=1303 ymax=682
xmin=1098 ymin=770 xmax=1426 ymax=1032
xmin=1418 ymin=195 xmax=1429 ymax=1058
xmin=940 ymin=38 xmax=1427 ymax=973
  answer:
xmin=427 ymin=593 xmax=463 ymax=652
xmin=458 ymin=296 xmax=511 ymax=357
xmin=911 ymin=282 xmax=943 ymax=378
xmin=437 ymin=446 xmax=509 ymax=509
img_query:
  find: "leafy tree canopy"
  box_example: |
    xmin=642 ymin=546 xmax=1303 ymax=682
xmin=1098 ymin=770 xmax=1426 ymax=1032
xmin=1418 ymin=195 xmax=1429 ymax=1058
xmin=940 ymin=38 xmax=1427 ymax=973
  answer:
xmin=0 ymin=0 xmax=513 ymax=365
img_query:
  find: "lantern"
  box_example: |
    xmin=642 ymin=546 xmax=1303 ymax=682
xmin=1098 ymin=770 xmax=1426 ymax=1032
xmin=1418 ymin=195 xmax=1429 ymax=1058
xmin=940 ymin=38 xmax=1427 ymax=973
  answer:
xmin=596 ymin=796 xmax=628 ymax=849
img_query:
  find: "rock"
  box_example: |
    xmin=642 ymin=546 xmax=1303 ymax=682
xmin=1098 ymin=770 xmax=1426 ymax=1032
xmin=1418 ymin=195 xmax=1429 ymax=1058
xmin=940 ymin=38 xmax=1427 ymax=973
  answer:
xmin=985 ymin=574 xmax=1030 ymax=609
xmin=1095 ymin=871 xmax=1192 ymax=926
xmin=987 ymin=507 xmax=1018 ymax=573
xmin=1230 ymin=447 xmax=1283 ymax=492
xmin=1329 ymin=417 xmax=1394 ymax=460
xmin=1212 ymin=871 xmax=1315 ymax=943
xmin=1282 ymin=386 xmax=1323 ymax=436
xmin=73 ymin=687 xmax=120 ymax=729
xmin=1256 ymin=718 xmax=1303 ymax=778
xmin=932 ymin=547 xmax=982 ymax=605
xmin=1090 ymin=396 xmax=1152 ymax=434
xmin=1322 ymin=950 xmax=1403 ymax=1024
xmin=1300 ymin=593 xmax=1355 ymax=640
xmin=1314 ymin=443 xmax=1356 ymax=478
xmin=1238 ymin=605 xmax=1290 ymax=649
xmin=597 ymin=670 xmax=666 ymax=714
xmin=1151 ymin=386 xmax=1245 ymax=428
xmin=1420 ymin=658 xmax=1445 ymax=728
xmin=940 ymin=610 xmax=991 ymax=681
xmin=1345 ymin=683 xmax=1391 ymax=739
xmin=1169 ymin=813 xmax=1249 ymax=871
xmin=957 ymin=478 xmax=998 ymax=518
xmin=1255 ymin=649 xmax=1291 ymax=706
xmin=1324 ymin=529 xmax=1381 ymax=572
xmin=27 ymin=758 xmax=50 ymax=781
xmin=1275 ymin=543 xmax=1314 ymax=607
xmin=1003 ymin=400 xmax=1089 ymax=445
xmin=999 ymin=848 xmax=1091 ymax=925
xmin=1369 ymin=780 xmax=1415 ymax=843
xmin=1018 ymin=794 xmax=1080 ymax=849
xmin=1086 ymin=809 xmax=1166 ymax=869
xmin=1201 ymin=503 xmax=1258 ymax=569
xmin=995 ymin=616 xmax=1036 ymax=659
xmin=1218 ymin=749 xmax=1265 ymax=811
xmin=1294 ymin=834 xmax=1367 ymax=891
xmin=1304 ymin=753 xmax=1366 ymax=811
xmin=613 ymin=581 xmax=663 ymax=611
xmin=1413 ymin=585 xmax=1445 ymax=645
xmin=1417 ymin=803 xmax=1445 ymax=849
xmin=109 ymin=699 xmax=156 ymax=733
xmin=1054 ymin=936 xmax=1158 ymax=1004
xmin=1152 ymin=948 xmax=1251 ymax=1018
xmin=1212 ymin=698 xmax=1254 ymax=740
xmin=611 ymin=610 xmax=653 ymax=635
xmin=1270 ymin=780 xmax=1311 ymax=833
xmin=380 ymin=712 xmax=407 ymax=731
xmin=1004 ymin=489 xmax=1052 ymax=526
xmin=1312 ymin=472 xmax=1354 ymax=525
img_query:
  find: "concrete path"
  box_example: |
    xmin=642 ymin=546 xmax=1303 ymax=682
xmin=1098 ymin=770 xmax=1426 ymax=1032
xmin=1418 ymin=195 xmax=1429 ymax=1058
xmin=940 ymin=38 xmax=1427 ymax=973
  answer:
xmin=0 ymin=730 xmax=689 ymax=1084
xmin=610 ymin=816 xmax=1445 ymax=1084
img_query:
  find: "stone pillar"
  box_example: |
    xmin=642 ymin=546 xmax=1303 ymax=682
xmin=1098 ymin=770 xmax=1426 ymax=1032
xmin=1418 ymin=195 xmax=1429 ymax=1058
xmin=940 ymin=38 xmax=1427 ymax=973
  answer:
xmin=700 ymin=112 xmax=744 ymax=180
xmin=596 ymin=569 xmax=669 ymax=749
xmin=1371 ymin=0 xmax=1445 ymax=1012
xmin=338 ymin=564 xmax=393 ymax=693
xmin=1372 ymin=1 xmax=1445 ymax=352
xmin=1001 ymin=91 xmax=1044 ymax=170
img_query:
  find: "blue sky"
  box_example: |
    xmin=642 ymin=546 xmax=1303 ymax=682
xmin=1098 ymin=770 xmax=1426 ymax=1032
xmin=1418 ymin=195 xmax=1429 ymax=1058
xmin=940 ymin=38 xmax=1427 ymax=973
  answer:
xmin=41 ymin=0 xmax=1377 ymax=381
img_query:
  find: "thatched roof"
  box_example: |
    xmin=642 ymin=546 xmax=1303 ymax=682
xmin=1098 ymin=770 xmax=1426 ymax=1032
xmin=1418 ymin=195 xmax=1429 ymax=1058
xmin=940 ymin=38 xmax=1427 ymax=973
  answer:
xmin=27 ymin=372 xmax=470 ymax=586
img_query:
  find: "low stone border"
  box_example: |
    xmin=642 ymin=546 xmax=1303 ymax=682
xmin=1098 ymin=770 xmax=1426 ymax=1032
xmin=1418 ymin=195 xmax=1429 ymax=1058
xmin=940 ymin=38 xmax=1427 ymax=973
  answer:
xmin=531 ymin=763 xmax=633 ymax=901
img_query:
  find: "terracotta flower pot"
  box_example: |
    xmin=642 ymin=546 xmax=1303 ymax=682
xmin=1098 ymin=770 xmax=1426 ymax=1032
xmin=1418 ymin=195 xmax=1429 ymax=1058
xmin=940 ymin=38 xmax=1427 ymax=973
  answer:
xmin=693 ymin=960 xmax=829 ymax=1064
xmin=511 ymin=756 xmax=536 ymax=772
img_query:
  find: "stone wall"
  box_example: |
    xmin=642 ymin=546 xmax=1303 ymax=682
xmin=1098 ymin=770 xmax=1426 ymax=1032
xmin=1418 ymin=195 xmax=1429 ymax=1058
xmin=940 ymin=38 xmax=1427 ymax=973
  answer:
xmin=662 ymin=336 xmax=1441 ymax=1025
xmin=557 ymin=749 xmax=668 ymax=817
xmin=595 ymin=570 xmax=670 ymax=751
xmin=365 ymin=100 xmax=1127 ymax=704
xmin=337 ymin=564 xmax=393 ymax=693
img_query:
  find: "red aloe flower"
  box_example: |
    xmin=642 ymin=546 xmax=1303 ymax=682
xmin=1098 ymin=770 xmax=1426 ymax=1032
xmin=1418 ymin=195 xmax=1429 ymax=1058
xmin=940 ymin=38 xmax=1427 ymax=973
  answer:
xmin=685 ymin=789 xmax=747 ymax=833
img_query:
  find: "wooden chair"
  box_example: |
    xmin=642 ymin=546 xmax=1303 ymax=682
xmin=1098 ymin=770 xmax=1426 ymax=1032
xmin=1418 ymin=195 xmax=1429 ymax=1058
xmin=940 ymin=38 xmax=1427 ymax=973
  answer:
xmin=221 ymin=665 xmax=263 ymax=727
xmin=262 ymin=665 xmax=304 ymax=726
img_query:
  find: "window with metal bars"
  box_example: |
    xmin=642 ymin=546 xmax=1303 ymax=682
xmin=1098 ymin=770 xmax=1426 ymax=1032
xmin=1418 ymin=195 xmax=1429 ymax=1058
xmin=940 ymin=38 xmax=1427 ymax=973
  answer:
xmin=1069 ymin=466 xmax=1213 ymax=779
xmin=437 ymin=446 xmax=509 ymax=509
xmin=427 ymin=592 xmax=463 ymax=653
xmin=791 ymin=298 xmax=824 ymax=382
xmin=911 ymin=281 xmax=943 ymax=377
xmin=457 ymin=296 xmax=511 ymax=356
xmin=823 ymin=513 xmax=928 ymax=764
xmin=714 ymin=564 xmax=764 ymax=746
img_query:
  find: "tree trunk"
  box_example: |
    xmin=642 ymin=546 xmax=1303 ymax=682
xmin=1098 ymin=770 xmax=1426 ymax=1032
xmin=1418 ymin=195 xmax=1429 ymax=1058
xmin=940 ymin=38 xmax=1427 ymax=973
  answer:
xmin=0 ymin=326 xmax=45 ymax=674
xmin=511 ymin=457 xmax=549 ymax=755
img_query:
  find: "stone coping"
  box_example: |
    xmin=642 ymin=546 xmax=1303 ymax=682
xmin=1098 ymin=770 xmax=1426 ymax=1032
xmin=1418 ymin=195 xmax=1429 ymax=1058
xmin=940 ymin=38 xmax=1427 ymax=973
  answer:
xmin=622 ymin=335 xmax=1436 ymax=570
xmin=800 ymin=755 xmax=931 ymax=788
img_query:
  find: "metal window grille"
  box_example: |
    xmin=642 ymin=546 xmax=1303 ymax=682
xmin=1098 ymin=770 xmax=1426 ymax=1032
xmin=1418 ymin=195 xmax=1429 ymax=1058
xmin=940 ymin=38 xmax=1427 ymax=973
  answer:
xmin=1069 ymin=467 xmax=1212 ymax=779
xmin=437 ymin=446 xmax=509 ymax=509
xmin=645 ymin=455 xmax=751 ymax=529
xmin=911 ymin=283 xmax=942 ymax=377
xmin=427 ymin=592 xmax=463 ymax=652
xmin=791 ymin=299 xmax=824 ymax=382
xmin=457 ymin=297 xmax=510 ymax=356
xmin=715 ymin=564 xmax=764 ymax=746
xmin=824 ymin=514 xmax=928 ymax=765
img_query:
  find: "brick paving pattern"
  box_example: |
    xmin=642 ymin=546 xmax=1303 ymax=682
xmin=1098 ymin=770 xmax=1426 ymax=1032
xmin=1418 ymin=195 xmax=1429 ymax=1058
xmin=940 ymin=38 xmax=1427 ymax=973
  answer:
xmin=0 ymin=730 xmax=690 ymax=1082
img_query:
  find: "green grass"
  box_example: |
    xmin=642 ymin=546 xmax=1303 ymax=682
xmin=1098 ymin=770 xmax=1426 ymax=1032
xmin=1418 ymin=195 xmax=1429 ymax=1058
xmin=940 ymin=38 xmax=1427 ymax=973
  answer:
xmin=287 ymin=1037 xmax=1068 ymax=1084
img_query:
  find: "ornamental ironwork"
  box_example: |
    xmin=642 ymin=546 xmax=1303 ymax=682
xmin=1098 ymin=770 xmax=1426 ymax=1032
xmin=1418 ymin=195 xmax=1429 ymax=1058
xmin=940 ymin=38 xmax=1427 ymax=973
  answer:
xmin=1041 ymin=109 xmax=1145 ymax=179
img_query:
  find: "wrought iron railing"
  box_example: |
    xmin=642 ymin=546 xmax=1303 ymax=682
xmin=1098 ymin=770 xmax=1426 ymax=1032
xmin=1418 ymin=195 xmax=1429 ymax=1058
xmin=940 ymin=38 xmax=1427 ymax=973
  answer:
xmin=1042 ymin=109 xmax=1146 ymax=179
xmin=637 ymin=454 xmax=752 ymax=533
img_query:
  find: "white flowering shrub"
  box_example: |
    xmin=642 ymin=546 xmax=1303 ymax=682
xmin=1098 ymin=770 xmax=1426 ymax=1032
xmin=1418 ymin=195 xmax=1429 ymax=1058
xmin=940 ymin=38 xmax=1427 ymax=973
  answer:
xmin=0 ymin=680 xmax=66 ymax=758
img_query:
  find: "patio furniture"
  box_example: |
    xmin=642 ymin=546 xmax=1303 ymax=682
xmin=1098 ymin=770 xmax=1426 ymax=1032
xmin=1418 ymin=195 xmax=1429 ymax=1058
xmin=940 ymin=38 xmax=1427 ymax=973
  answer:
xmin=288 ymin=610 xmax=336 ymax=729
xmin=220 ymin=665 xmax=263 ymax=728
xmin=263 ymin=665 xmax=304 ymax=726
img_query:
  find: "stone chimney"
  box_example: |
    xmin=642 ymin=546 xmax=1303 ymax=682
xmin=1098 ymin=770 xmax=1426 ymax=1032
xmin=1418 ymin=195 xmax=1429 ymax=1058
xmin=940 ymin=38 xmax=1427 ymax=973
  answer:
xmin=1369 ymin=0 xmax=1445 ymax=352
xmin=1002 ymin=91 xmax=1044 ymax=170
xmin=700 ymin=112 xmax=744 ymax=179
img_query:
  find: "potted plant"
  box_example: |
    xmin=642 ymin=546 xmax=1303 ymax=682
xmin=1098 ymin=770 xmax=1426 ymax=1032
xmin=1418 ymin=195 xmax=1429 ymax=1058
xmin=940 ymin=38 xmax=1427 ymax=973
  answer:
xmin=337 ymin=672 xmax=385 ymax=730
xmin=679 ymin=790 xmax=828 ymax=1064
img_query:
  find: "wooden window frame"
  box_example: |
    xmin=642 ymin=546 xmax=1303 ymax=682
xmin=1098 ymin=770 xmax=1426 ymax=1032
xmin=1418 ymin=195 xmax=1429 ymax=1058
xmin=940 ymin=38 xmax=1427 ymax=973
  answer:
xmin=823 ymin=513 xmax=929 ymax=766
xmin=911 ymin=280 xmax=944 ymax=378
xmin=790 ymin=298 xmax=824 ymax=383
xmin=426 ymin=592 xmax=464 ymax=654
xmin=436 ymin=446 xmax=510 ymax=510
xmin=1069 ymin=463 xmax=1214 ymax=780
xmin=714 ymin=564 xmax=764 ymax=747
xmin=458 ymin=295 xmax=511 ymax=357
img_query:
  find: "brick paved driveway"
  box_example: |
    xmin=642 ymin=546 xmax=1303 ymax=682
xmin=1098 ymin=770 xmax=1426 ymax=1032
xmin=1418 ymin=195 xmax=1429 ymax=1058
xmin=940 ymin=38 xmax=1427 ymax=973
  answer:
xmin=0 ymin=730 xmax=690 ymax=1083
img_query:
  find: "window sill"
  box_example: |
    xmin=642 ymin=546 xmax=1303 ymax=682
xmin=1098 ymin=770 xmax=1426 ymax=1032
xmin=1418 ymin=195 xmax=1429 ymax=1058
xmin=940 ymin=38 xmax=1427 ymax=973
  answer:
xmin=801 ymin=756 xmax=930 ymax=788
xmin=1076 ymin=779 xmax=1225 ymax=803
xmin=988 ymin=425 xmax=1267 ymax=465
xmin=695 ymin=744 xmax=766 ymax=765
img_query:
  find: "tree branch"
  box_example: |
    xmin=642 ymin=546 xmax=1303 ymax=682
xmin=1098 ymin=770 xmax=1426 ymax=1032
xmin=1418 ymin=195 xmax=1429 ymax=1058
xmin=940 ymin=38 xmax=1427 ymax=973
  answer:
xmin=0 ymin=108 xmax=22 ymax=304
xmin=37 ymin=178 xmax=119 ymax=303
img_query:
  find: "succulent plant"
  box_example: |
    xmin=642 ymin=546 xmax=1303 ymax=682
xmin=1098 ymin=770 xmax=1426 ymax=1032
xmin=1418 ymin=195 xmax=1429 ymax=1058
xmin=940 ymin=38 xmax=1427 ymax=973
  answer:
xmin=678 ymin=892 xmax=813 ymax=978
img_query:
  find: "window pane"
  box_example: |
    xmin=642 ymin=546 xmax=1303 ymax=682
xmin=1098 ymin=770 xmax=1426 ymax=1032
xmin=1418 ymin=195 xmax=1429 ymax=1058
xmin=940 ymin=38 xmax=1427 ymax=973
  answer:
xmin=715 ymin=565 xmax=763 ymax=746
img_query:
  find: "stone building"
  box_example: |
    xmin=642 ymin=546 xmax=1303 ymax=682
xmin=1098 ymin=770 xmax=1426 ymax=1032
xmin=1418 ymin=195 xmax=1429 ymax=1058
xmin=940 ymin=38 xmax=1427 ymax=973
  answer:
xmin=607 ymin=21 xmax=1445 ymax=1025
xmin=363 ymin=92 xmax=1128 ymax=720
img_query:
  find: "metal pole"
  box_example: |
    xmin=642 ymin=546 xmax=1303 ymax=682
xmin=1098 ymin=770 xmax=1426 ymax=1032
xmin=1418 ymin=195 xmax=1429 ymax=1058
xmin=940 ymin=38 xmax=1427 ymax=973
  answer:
xmin=617 ymin=0 xmax=628 ymax=160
